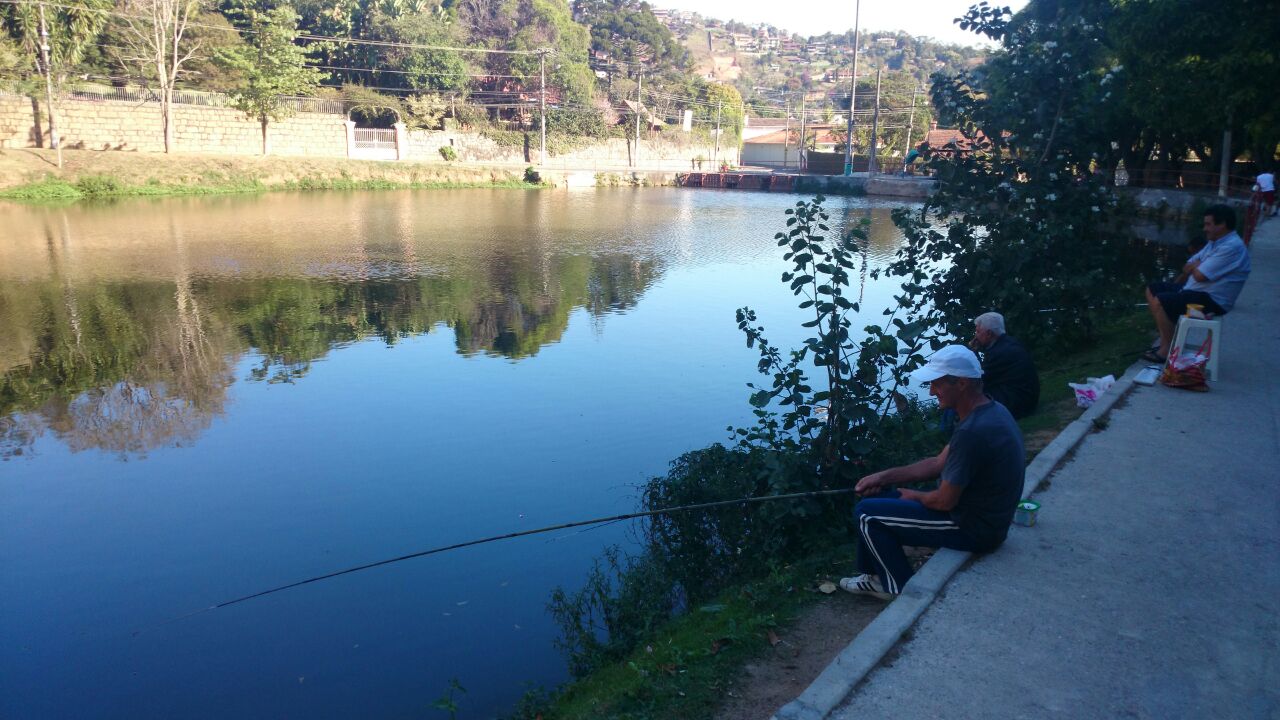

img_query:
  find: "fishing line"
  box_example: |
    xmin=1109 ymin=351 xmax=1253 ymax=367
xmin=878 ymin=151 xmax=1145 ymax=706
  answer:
xmin=137 ymin=487 xmax=859 ymax=634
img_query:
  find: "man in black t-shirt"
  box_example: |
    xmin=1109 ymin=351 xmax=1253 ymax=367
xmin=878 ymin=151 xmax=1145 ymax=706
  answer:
xmin=840 ymin=345 xmax=1025 ymax=600
xmin=971 ymin=312 xmax=1040 ymax=419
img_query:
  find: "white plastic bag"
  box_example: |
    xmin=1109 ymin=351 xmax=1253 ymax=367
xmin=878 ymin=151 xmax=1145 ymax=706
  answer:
xmin=1068 ymin=374 xmax=1116 ymax=408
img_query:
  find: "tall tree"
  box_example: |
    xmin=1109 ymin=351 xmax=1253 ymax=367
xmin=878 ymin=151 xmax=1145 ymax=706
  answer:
xmin=116 ymin=0 xmax=207 ymax=153
xmin=216 ymin=4 xmax=323 ymax=154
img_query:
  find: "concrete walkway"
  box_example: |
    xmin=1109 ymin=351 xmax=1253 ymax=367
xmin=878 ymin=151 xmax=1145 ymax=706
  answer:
xmin=832 ymin=219 xmax=1280 ymax=719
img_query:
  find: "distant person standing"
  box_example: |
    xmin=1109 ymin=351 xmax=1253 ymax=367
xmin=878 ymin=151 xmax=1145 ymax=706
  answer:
xmin=1256 ymin=169 xmax=1276 ymax=217
xmin=969 ymin=312 xmax=1040 ymax=419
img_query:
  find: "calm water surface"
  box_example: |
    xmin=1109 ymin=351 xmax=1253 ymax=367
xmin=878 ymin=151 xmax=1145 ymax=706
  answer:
xmin=0 ymin=188 xmax=916 ymax=719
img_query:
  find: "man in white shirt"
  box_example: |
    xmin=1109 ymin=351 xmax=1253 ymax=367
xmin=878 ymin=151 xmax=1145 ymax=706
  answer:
xmin=1142 ymin=204 xmax=1252 ymax=363
xmin=1257 ymin=169 xmax=1276 ymax=217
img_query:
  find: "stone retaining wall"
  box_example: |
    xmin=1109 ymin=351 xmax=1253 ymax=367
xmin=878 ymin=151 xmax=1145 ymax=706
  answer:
xmin=0 ymin=93 xmax=345 ymax=156
xmin=1 ymin=93 xmax=729 ymax=168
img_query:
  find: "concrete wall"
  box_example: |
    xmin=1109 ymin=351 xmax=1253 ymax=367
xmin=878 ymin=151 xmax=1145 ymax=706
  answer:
xmin=0 ymin=93 xmax=346 ymax=156
xmin=741 ymin=142 xmax=800 ymax=167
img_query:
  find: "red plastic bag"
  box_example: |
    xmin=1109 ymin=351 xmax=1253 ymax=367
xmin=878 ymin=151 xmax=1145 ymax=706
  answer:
xmin=1159 ymin=335 xmax=1212 ymax=392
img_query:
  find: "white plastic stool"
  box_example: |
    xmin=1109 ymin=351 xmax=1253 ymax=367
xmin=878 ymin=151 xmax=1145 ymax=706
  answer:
xmin=1167 ymin=315 xmax=1223 ymax=381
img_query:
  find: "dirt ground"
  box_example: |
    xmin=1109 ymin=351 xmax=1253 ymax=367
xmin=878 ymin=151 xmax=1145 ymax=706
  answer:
xmin=0 ymin=147 xmax=523 ymax=191
xmin=714 ymin=548 xmax=934 ymax=719
xmin=713 ymin=592 xmax=882 ymax=719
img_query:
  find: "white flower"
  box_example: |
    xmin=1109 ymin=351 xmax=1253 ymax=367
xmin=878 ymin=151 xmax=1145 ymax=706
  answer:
xmin=1045 ymin=193 xmax=1058 ymax=201
xmin=1091 ymin=206 xmax=1100 ymax=212
xmin=1044 ymin=41 xmax=1058 ymax=49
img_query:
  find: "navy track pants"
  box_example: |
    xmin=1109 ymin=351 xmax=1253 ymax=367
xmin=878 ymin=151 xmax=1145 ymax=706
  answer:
xmin=854 ymin=490 xmax=979 ymax=595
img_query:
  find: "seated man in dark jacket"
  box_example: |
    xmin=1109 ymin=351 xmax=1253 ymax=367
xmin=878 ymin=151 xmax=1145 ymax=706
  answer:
xmin=970 ymin=312 xmax=1040 ymax=419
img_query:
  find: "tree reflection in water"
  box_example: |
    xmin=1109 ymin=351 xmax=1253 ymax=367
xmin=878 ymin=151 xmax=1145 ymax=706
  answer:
xmin=1 ymin=259 xmax=659 ymax=458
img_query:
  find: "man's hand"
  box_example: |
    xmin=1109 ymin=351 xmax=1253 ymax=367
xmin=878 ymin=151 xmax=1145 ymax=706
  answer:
xmin=856 ymin=470 xmax=890 ymax=495
xmin=897 ymin=488 xmax=923 ymax=503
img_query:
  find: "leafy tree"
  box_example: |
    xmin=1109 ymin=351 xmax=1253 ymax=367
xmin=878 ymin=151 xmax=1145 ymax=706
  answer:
xmin=574 ymin=0 xmax=687 ymax=68
xmin=405 ymin=92 xmax=447 ymax=128
xmin=0 ymin=35 xmax=25 ymax=92
xmin=886 ymin=0 xmax=1157 ymax=350
xmin=2 ymin=0 xmax=109 ymax=146
xmin=2 ymin=0 xmax=109 ymax=84
xmin=216 ymin=4 xmax=324 ymax=154
xmin=505 ymin=0 xmax=594 ymax=105
xmin=373 ymin=9 xmax=471 ymax=93
xmin=1109 ymin=0 xmax=1279 ymax=167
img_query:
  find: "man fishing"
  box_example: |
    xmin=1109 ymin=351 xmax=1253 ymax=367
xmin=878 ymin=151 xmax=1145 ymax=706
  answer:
xmin=840 ymin=345 xmax=1025 ymax=599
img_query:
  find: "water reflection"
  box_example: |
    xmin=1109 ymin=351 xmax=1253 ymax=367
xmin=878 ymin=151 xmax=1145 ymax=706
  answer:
xmin=1 ymin=190 xmax=911 ymax=461
xmin=0 ymin=188 xmax=920 ymax=720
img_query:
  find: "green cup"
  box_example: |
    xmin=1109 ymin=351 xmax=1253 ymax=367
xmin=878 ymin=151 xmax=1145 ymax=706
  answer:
xmin=1013 ymin=500 xmax=1041 ymax=527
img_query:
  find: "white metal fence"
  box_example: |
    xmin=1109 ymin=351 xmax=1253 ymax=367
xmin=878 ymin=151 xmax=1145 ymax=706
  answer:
xmin=351 ymin=127 xmax=398 ymax=160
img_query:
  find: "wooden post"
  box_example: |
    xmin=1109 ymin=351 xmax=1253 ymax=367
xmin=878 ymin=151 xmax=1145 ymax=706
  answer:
xmin=903 ymin=84 xmax=919 ymax=173
xmin=868 ymin=66 xmax=881 ymax=174
xmin=634 ymin=71 xmax=643 ymax=168
xmin=539 ymin=50 xmax=547 ymax=167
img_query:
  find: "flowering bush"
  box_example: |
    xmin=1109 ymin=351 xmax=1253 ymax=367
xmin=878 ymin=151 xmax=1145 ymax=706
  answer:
xmin=887 ymin=1 xmax=1156 ymax=350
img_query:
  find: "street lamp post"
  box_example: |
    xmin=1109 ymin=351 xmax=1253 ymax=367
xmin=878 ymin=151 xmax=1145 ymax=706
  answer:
xmin=842 ymin=0 xmax=861 ymax=176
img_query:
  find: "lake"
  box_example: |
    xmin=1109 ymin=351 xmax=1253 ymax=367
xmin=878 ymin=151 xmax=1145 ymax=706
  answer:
xmin=0 ymin=188 xmax=918 ymax=719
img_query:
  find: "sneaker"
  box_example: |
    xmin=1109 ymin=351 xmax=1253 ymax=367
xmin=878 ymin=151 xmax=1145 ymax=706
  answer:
xmin=838 ymin=574 xmax=893 ymax=600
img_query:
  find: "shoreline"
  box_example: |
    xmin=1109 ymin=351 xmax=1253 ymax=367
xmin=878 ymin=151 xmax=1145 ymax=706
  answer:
xmin=0 ymin=148 xmax=549 ymax=202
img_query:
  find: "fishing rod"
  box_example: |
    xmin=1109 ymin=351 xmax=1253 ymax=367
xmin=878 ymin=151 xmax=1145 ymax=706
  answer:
xmin=141 ymin=487 xmax=860 ymax=633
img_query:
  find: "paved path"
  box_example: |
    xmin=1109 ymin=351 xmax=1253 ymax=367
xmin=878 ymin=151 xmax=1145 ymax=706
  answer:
xmin=832 ymin=218 xmax=1280 ymax=720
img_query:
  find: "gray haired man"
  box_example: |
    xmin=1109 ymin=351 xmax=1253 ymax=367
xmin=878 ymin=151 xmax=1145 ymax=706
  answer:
xmin=969 ymin=312 xmax=1039 ymax=419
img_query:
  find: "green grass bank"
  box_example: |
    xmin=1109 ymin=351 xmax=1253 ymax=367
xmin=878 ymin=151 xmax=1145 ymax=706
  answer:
xmin=0 ymin=148 xmax=538 ymax=201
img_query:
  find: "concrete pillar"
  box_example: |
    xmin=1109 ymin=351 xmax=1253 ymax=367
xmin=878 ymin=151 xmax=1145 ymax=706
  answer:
xmin=344 ymin=120 xmax=356 ymax=159
xmin=393 ymin=122 xmax=407 ymax=161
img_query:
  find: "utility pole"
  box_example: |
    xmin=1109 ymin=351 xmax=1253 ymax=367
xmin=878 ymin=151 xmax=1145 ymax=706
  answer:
xmin=798 ymin=92 xmax=807 ymax=172
xmin=842 ymin=0 xmax=862 ymax=176
xmin=38 ymin=3 xmax=62 ymax=169
xmin=902 ymin=83 xmax=920 ymax=170
xmin=783 ymin=98 xmax=791 ymax=169
xmin=713 ymin=99 xmax=722 ymax=165
xmin=868 ymin=66 xmax=882 ymax=174
xmin=539 ymin=49 xmax=547 ymax=167
xmin=1218 ymin=110 xmax=1232 ymax=198
xmin=633 ymin=71 xmax=643 ymax=168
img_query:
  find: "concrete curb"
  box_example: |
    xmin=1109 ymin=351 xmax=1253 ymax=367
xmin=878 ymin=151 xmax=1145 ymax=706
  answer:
xmin=772 ymin=359 xmax=1148 ymax=720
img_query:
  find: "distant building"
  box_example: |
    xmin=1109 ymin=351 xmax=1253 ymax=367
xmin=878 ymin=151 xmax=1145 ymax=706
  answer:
xmin=921 ymin=122 xmax=996 ymax=155
xmin=741 ymin=125 xmax=839 ymax=167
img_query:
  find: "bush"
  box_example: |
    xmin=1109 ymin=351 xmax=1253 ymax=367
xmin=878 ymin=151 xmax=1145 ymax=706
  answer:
xmin=75 ymin=174 xmax=124 ymax=196
xmin=438 ymin=145 xmax=457 ymax=161
xmin=523 ymin=166 xmax=541 ymax=184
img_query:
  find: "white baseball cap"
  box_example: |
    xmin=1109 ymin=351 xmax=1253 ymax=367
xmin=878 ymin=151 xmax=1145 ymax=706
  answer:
xmin=916 ymin=345 xmax=984 ymax=381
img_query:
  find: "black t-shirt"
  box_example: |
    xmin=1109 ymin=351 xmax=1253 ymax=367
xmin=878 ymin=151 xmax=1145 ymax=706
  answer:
xmin=941 ymin=400 xmax=1025 ymax=550
xmin=981 ymin=334 xmax=1040 ymax=419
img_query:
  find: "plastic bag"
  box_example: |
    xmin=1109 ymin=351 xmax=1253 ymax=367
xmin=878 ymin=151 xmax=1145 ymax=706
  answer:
xmin=1068 ymin=374 xmax=1116 ymax=408
xmin=1159 ymin=336 xmax=1211 ymax=392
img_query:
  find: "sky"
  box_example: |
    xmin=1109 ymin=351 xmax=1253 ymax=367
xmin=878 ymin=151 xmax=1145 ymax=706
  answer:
xmin=660 ymin=0 xmax=1030 ymax=47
